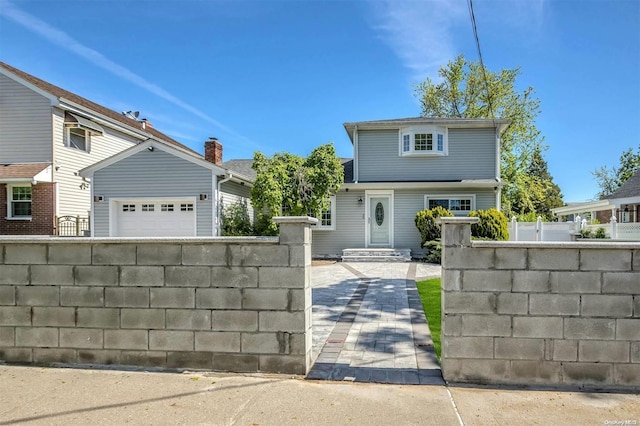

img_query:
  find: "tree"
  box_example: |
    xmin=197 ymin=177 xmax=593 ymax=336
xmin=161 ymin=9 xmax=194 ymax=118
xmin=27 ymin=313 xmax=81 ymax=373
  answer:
xmin=250 ymin=143 xmax=344 ymax=233
xmin=592 ymin=145 xmax=640 ymax=199
xmin=415 ymin=54 xmax=563 ymax=218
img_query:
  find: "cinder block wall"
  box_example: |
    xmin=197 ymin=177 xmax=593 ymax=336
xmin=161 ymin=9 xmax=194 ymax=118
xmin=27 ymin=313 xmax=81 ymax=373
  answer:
xmin=439 ymin=217 xmax=640 ymax=390
xmin=0 ymin=217 xmax=315 ymax=375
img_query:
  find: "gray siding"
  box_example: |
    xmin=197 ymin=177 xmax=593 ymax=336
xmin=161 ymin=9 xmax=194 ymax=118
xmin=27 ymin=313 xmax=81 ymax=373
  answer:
xmin=357 ymin=128 xmax=497 ymax=182
xmin=92 ymin=148 xmax=214 ymax=236
xmin=312 ymin=191 xmax=366 ymax=256
xmin=0 ymin=74 xmax=52 ymax=163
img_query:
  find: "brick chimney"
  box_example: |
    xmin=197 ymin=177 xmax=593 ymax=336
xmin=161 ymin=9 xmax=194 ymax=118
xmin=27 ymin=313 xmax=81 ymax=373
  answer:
xmin=204 ymin=137 xmax=223 ymax=165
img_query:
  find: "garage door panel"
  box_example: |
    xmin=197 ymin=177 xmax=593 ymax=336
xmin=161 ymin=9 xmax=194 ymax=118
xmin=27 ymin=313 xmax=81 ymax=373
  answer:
xmin=116 ymin=201 xmax=196 ymax=237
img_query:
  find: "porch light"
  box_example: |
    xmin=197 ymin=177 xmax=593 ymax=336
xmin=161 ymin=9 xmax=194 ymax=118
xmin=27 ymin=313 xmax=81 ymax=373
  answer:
xmin=358 ymin=197 xmax=363 ymax=204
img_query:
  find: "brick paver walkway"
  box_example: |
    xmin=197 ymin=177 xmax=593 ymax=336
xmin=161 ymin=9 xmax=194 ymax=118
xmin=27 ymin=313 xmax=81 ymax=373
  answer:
xmin=308 ymin=262 xmax=443 ymax=385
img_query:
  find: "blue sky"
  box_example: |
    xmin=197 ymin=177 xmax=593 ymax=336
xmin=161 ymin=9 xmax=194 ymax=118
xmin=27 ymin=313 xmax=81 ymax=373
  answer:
xmin=1 ymin=0 xmax=638 ymax=202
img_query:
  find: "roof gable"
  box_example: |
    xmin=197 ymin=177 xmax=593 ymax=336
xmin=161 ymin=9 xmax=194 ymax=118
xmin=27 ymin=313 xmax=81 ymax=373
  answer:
xmin=605 ymin=168 xmax=640 ymax=199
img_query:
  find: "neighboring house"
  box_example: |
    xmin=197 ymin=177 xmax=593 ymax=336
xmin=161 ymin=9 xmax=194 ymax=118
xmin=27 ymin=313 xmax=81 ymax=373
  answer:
xmin=312 ymin=117 xmax=510 ymax=257
xmin=79 ymin=137 xmax=253 ymax=237
xmin=0 ymin=61 xmax=198 ymax=235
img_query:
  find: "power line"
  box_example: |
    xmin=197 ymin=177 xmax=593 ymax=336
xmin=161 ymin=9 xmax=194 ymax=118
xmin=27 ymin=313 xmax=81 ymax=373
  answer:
xmin=467 ymin=0 xmax=497 ymax=125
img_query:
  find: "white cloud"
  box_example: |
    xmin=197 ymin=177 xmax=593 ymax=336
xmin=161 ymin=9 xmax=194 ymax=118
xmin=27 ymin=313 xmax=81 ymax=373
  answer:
xmin=368 ymin=0 xmax=467 ymax=81
xmin=0 ymin=0 xmax=257 ymax=147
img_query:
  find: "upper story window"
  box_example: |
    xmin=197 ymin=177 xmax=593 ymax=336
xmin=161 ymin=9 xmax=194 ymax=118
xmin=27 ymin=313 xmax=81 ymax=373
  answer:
xmin=7 ymin=185 xmax=32 ymax=219
xmin=311 ymin=195 xmax=336 ymax=231
xmin=63 ymin=112 xmax=104 ymax=153
xmin=67 ymin=127 xmax=89 ymax=152
xmin=400 ymin=126 xmax=447 ymax=157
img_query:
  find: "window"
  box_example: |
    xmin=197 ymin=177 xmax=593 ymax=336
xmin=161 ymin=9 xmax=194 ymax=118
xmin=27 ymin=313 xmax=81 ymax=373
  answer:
xmin=312 ymin=196 xmax=336 ymax=231
xmin=8 ymin=185 xmax=32 ymax=218
xmin=66 ymin=127 xmax=89 ymax=152
xmin=399 ymin=126 xmax=447 ymax=156
xmin=161 ymin=204 xmax=174 ymax=212
xmin=180 ymin=203 xmax=194 ymax=212
xmin=122 ymin=204 xmax=136 ymax=212
xmin=425 ymin=195 xmax=474 ymax=215
xmin=142 ymin=204 xmax=155 ymax=212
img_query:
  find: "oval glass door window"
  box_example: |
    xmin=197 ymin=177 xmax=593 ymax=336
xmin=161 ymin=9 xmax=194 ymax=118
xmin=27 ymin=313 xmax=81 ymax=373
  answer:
xmin=375 ymin=202 xmax=384 ymax=226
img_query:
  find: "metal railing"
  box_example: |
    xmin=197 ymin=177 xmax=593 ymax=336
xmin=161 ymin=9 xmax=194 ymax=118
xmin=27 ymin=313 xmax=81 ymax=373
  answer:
xmin=56 ymin=215 xmax=90 ymax=236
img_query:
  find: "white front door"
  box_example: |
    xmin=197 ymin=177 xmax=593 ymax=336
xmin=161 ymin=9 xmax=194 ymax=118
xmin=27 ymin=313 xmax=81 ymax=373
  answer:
xmin=367 ymin=194 xmax=392 ymax=247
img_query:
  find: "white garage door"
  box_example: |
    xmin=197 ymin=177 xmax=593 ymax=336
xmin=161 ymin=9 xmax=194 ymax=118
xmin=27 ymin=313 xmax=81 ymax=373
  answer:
xmin=116 ymin=201 xmax=196 ymax=237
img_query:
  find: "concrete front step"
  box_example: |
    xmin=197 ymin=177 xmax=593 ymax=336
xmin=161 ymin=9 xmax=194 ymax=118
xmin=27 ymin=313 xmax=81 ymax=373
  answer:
xmin=341 ymin=248 xmax=412 ymax=263
xmin=341 ymin=255 xmax=412 ymax=263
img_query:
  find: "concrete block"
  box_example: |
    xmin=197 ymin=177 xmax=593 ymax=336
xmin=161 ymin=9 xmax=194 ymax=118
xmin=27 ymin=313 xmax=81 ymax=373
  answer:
xmin=149 ymin=330 xmax=194 ymax=351
xmin=196 ymin=288 xmax=242 ymax=309
xmin=211 ymin=311 xmax=258 ymax=332
xmin=0 ymin=306 xmax=31 ymax=325
xmin=529 ymin=249 xmax=578 ymax=271
xmin=260 ymin=355 xmax=307 ymax=375
xmin=614 ymin=364 xmax=640 ymax=386
xmin=495 ymin=248 xmax=527 ymax=270
xmin=33 ymin=348 xmax=76 ymax=364
xmin=77 ymin=350 xmax=120 ymax=365
xmin=632 ymin=342 xmax=640 ymax=363
xmin=564 ymin=318 xmax=615 ymax=340
xmin=581 ymin=249 xmax=632 ymax=271
xmin=462 ymin=270 xmax=511 ymax=292
xmin=552 ymin=339 xmax=578 ymax=361
xmin=165 ymin=266 xmax=211 ymax=287
xmin=211 ymin=266 xmax=258 ymax=288
xmin=241 ymin=332 xmax=282 ymax=354
xmin=105 ymin=288 xmax=149 ymax=308
xmin=242 ymin=288 xmax=288 ymax=310
xmin=5 ymin=244 xmax=46 ymax=264
xmin=443 ymin=292 xmax=496 ymax=314
xmin=166 ymin=309 xmax=211 ymax=330
xmin=496 ymin=293 xmax=528 ymax=315
xmin=602 ymin=272 xmax=640 ymax=294
xmin=48 ymin=244 xmax=91 ymax=265
xmin=181 ymin=244 xmax=228 ymax=266
xmin=195 ymin=331 xmax=240 ymax=352
xmin=16 ymin=286 xmax=59 ymax=306
xmin=512 ymin=271 xmax=550 ymax=293
xmin=442 ymin=270 xmax=461 ymax=291
xmin=258 ymin=267 xmax=305 ymax=289
xmin=60 ymin=286 xmax=104 ymax=307
xmin=31 ymin=265 xmax=74 ymax=286
xmin=92 ymin=244 xmax=137 ymax=265
xmin=32 ymin=307 xmax=75 ymax=326
xmin=0 ymin=327 xmax=15 ymax=346
xmin=443 ymin=315 xmax=462 ymax=336
xmin=461 ymin=314 xmax=511 ymax=336
xmin=137 ymin=244 xmax=182 ymax=265
xmin=121 ymin=309 xmax=165 ymax=329
xmin=636 ymin=296 xmax=640 ymax=318
xmin=634 ymin=250 xmax=640 ymax=271
xmin=278 ymin=222 xmax=311 ymax=245
xmin=76 ymin=308 xmax=119 ymax=328
xmin=104 ymin=330 xmax=148 ymax=350
xmin=289 ymin=287 xmax=310 ymax=312
xmin=513 ymin=317 xmax=563 ymax=338
xmin=550 ymin=271 xmax=601 ymax=293
xmin=443 ymin=336 xmax=494 ymax=358
xmin=259 ymin=311 xmax=305 ymax=333
xmin=289 ymin=245 xmax=311 ymax=267
xmin=16 ymin=327 xmax=58 ymax=347
xmin=0 ymin=348 xmax=32 ymax=363
xmin=579 ymin=340 xmax=629 ymax=362
xmin=289 ymin=333 xmax=306 ymax=355
xmin=0 ymin=265 xmax=29 ymax=285
xmin=167 ymin=351 xmax=213 ymax=370
xmin=616 ymin=319 xmax=640 ymax=340
xmin=443 ymin=247 xmax=494 ymax=269
xmin=529 ymin=294 xmax=580 ymax=316
xmin=441 ymin=222 xmax=473 ymax=247
xmin=212 ymin=353 xmax=259 ymax=372
xmin=562 ymin=362 xmax=613 ymax=386
xmin=119 ymin=266 xmax=164 ymax=287
xmin=150 ymin=288 xmax=195 ymax=308
xmin=442 ymin=358 xmax=509 ymax=384
xmin=581 ymin=295 xmax=633 ymax=317
xmin=229 ymin=245 xmax=289 ymax=267
xmin=510 ymin=360 xmax=562 ymax=383
xmin=0 ymin=286 xmax=15 ymax=305
xmin=494 ymin=338 xmax=544 ymax=360
xmin=74 ymin=266 xmax=118 ymax=286
xmin=120 ymin=351 xmax=166 ymax=367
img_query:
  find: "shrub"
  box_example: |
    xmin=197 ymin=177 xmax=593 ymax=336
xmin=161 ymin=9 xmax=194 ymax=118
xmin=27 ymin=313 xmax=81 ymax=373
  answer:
xmin=595 ymin=227 xmax=607 ymax=239
xmin=580 ymin=228 xmax=593 ymax=238
xmin=414 ymin=206 xmax=454 ymax=248
xmin=253 ymin=212 xmax=279 ymax=236
xmin=469 ymin=208 xmax=509 ymax=241
xmin=221 ymin=200 xmax=253 ymax=236
xmin=423 ymin=240 xmax=442 ymax=264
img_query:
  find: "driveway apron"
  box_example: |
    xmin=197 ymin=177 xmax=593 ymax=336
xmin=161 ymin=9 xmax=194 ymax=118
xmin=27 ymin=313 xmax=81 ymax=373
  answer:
xmin=308 ymin=262 xmax=443 ymax=385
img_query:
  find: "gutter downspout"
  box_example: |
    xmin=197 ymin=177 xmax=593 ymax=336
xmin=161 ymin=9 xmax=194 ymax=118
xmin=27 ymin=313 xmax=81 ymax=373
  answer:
xmin=353 ymin=125 xmax=359 ymax=183
xmin=217 ymin=173 xmax=233 ymax=236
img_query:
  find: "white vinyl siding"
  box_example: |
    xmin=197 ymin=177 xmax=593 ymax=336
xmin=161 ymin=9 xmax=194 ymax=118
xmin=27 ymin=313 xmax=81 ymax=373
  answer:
xmin=92 ymin=149 xmax=214 ymax=237
xmin=219 ymin=180 xmax=254 ymax=223
xmin=358 ymin=128 xmax=497 ymax=182
xmin=0 ymin=74 xmax=53 ymax=163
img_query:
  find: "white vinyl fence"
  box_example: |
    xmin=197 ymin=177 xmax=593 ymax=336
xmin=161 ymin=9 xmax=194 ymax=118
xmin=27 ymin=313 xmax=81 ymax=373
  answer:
xmin=508 ymin=216 xmax=640 ymax=241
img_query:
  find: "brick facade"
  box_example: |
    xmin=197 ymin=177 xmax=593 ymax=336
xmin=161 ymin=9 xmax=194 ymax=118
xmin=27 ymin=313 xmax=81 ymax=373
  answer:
xmin=0 ymin=183 xmax=56 ymax=235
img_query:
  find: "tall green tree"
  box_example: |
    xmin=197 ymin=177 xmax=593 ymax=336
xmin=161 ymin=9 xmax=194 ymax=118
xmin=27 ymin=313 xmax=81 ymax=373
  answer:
xmin=592 ymin=145 xmax=640 ymax=199
xmin=250 ymin=143 xmax=344 ymax=234
xmin=415 ymin=54 xmax=562 ymax=218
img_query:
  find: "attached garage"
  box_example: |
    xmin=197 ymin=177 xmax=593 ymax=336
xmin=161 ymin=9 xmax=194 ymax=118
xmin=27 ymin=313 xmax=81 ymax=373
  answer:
xmin=113 ymin=199 xmax=196 ymax=237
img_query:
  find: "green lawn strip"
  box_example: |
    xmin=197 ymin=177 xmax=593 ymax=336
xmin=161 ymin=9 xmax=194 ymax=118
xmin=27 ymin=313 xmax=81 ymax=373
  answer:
xmin=415 ymin=278 xmax=442 ymax=360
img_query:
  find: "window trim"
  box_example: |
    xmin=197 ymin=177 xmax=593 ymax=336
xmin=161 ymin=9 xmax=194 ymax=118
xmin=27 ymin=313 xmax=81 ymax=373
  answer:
xmin=399 ymin=126 xmax=448 ymax=157
xmin=312 ymin=195 xmax=336 ymax=231
xmin=424 ymin=194 xmax=475 ymax=216
xmin=65 ymin=126 xmax=91 ymax=153
xmin=6 ymin=184 xmax=33 ymax=220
